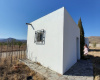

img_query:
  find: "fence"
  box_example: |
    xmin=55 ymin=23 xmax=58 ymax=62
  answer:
xmin=0 ymin=45 xmax=27 ymax=80
xmin=0 ymin=50 xmax=26 ymax=64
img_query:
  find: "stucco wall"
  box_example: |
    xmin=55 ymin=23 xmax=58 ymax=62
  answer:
xmin=27 ymin=7 xmax=64 ymax=74
xmin=63 ymin=8 xmax=80 ymax=74
xmin=89 ymin=44 xmax=94 ymax=47
xmin=96 ymin=44 xmax=100 ymax=47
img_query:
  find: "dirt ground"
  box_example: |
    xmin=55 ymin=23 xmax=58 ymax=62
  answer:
xmin=0 ymin=45 xmax=46 ymax=80
xmin=0 ymin=56 xmax=45 ymax=80
xmin=88 ymin=47 xmax=100 ymax=80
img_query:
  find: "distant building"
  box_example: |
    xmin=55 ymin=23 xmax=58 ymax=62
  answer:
xmin=89 ymin=43 xmax=100 ymax=48
xmin=26 ymin=7 xmax=80 ymax=74
xmin=85 ymin=37 xmax=89 ymax=46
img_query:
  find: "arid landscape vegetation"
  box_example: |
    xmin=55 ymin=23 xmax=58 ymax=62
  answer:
xmin=0 ymin=38 xmax=26 ymax=52
xmin=0 ymin=56 xmax=45 ymax=80
xmin=0 ymin=39 xmax=45 ymax=80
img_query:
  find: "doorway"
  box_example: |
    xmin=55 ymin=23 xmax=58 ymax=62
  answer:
xmin=76 ymin=37 xmax=79 ymax=60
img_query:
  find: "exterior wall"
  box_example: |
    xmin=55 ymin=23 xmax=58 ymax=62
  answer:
xmin=89 ymin=44 xmax=94 ymax=47
xmin=85 ymin=37 xmax=89 ymax=46
xmin=27 ymin=7 xmax=64 ymax=74
xmin=27 ymin=7 xmax=80 ymax=74
xmin=89 ymin=43 xmax=100 ymax=48
xmin=96 ymin=44 xmax=100 ymax=47
xmin=63 ymin=8 xmax=80 ymax=74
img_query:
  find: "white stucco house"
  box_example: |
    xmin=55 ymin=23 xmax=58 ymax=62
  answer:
xmin=26 ymin=7 xmax=80 ymax=75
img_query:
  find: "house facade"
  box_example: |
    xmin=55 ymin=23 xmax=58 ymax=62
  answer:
xmin=27 ymin=7 xmax=80 ymax=74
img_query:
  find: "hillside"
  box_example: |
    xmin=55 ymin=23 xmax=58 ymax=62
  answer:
xmin=88 ymin=36 xmax=100 ymax=44
xmin=0 ymin=38 xmax=27 ymax=43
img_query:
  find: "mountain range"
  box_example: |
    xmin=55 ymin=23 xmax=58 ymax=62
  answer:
xmin=88 ymin=36 xmax=100 ymax=44
xmin=0 ymin=38 xmax=27 ymax=43
xmin=0 ymin=36 xmax=100 ymax=44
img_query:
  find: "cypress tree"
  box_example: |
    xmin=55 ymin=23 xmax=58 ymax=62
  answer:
xmin=78 ymin=18 xmax=85 ymax=59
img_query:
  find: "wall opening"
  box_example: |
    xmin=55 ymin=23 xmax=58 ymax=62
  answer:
xmin=76 ymin=37 xmax=79 ymax=61
xmin=34 ymin=29 xmax=45 ymax=45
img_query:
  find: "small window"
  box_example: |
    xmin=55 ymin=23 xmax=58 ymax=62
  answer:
xmin=37 ymin=32 xmax=43 ymax=42
xmin=34 ymin=29 xmax=45 ymax=44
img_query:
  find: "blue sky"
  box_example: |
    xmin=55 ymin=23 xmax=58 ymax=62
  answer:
xmin=0 ymin=0 xmax=100 ymax=39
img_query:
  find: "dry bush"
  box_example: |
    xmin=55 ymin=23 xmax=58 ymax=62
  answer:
xmin=36 ymin=62 xmax=42 ymax=66
xmin=0 ymin=54 xmax=45 ymax=80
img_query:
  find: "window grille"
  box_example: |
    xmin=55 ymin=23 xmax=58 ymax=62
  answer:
xmin=34 ymin=29 xmax=45 ymax=44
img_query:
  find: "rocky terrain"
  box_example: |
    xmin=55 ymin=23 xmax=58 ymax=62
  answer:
xmin=88 ymin=36 xmax=100 ymax=44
